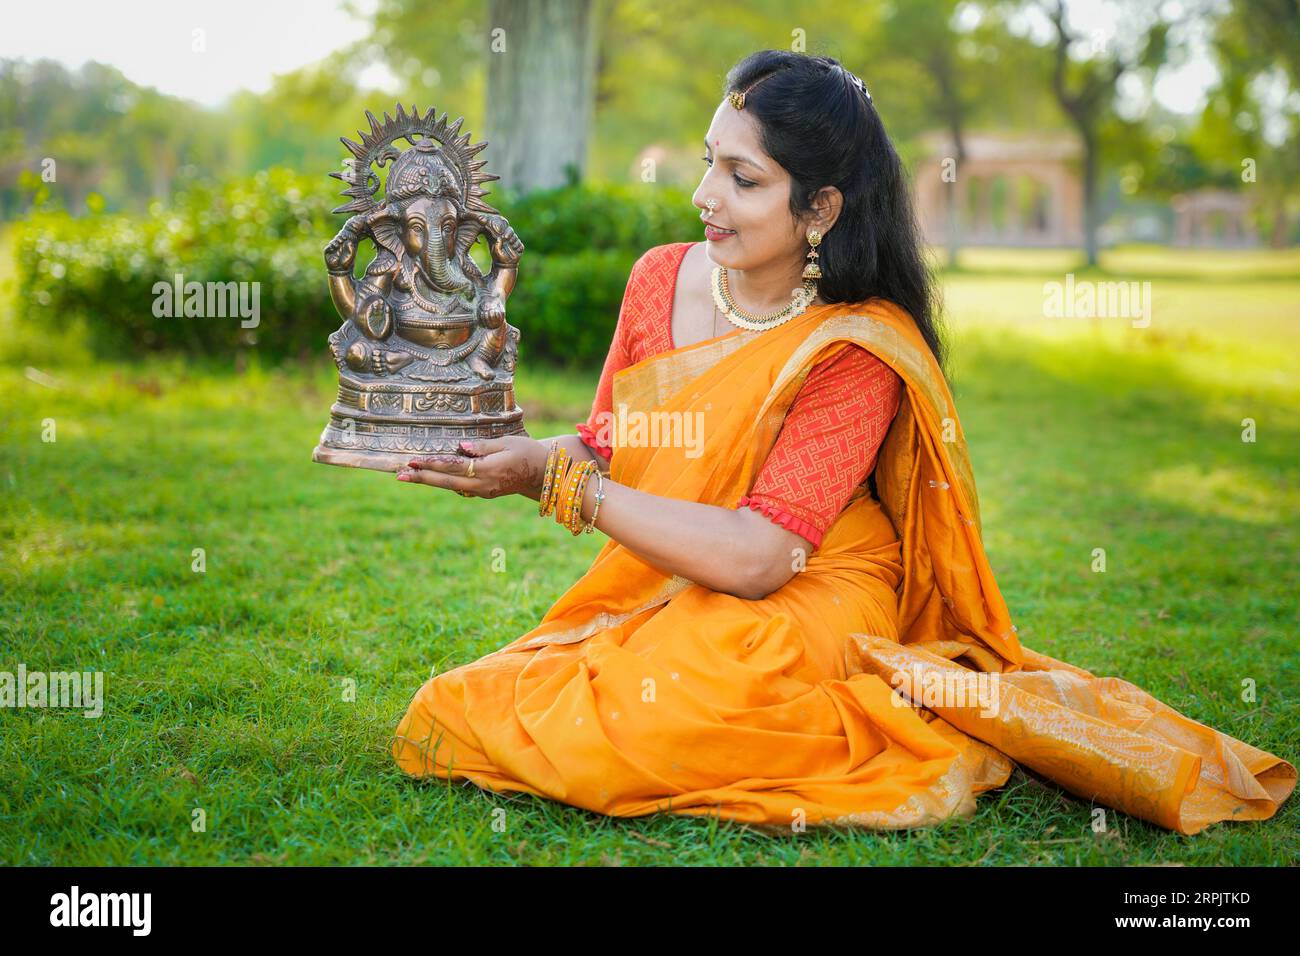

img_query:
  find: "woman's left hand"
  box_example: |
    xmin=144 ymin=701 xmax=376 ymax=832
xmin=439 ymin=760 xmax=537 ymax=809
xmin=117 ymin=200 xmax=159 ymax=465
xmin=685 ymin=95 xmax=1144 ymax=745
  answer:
xmin=396 ymin=436 xmax=548 ymax=501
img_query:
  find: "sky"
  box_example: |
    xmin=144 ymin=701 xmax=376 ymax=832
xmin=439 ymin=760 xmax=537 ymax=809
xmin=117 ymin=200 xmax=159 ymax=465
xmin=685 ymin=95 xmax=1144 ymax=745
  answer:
xmin=0 ymin=0 xmax=381 ymax=108
xmin=4 ymin=0 xmax=1221 ymax=114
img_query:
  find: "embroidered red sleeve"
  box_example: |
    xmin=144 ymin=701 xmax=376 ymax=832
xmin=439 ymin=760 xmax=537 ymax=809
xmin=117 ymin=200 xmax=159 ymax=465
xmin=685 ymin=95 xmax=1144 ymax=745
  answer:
xmin=737 ymin=344 xmax=902 ymax=549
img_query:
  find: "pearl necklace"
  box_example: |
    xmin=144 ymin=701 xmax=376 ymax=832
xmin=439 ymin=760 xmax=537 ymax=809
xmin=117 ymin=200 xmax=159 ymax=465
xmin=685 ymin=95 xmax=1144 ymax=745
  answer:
xmin=711 ymin=266 xmax=818 ymax=331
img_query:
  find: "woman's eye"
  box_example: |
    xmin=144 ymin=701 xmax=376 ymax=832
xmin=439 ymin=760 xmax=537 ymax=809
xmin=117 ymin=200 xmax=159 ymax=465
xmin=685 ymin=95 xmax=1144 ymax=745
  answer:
xmin=701 ymin=155 xmax=754 ymax=189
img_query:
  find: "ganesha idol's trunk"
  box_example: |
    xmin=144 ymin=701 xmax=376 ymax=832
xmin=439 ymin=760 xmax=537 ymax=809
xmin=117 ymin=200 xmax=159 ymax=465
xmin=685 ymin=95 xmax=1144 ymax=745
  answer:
xmin=424 ymin=220 xmax=471 ymax=296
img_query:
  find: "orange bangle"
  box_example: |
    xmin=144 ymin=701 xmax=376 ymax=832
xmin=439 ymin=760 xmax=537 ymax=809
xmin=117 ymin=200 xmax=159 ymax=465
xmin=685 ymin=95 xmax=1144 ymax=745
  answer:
xmin=559 ymin=459 xmax=595 ymax=533
xmin=551 ymin=453 xmax=579 ymax=521
xmin=566 ymin=460 xmax=597 ymax=534
xmin=557 ymin=457 xmax=581 ymax=529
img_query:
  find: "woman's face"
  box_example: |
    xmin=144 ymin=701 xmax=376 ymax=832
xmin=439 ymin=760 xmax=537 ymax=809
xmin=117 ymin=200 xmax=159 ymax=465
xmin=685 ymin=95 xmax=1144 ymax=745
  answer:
xmin=692 ymin=101 xmax=815 ymax=273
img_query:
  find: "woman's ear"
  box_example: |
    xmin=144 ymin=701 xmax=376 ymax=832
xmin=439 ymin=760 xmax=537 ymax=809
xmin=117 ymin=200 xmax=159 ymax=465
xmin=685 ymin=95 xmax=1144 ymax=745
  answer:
xmin=809 ymin=185 xmax=844 ymax=234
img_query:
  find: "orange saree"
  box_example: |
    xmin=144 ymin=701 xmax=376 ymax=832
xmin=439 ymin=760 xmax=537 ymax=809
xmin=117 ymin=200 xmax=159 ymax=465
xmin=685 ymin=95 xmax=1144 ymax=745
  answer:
xmin=391 ymin=298 xmax=1297 ymax=834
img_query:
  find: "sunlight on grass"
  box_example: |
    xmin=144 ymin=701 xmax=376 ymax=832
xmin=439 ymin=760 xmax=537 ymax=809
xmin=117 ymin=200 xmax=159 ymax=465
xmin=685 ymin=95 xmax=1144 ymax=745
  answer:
xmin=1142 ymin=464 xmax=1294 ymax=526
xmin=940 ymin=243 xmax=1300 ymax=279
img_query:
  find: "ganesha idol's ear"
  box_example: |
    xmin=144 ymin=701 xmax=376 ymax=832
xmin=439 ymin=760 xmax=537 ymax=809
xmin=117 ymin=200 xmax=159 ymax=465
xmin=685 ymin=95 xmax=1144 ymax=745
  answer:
xmin=366 ymin=208 xmax=403 ymax=254
xmin=456 ymin=220 xmax=487 ymax=261
xmin=362 ymin=204 xmax=397 ymax=227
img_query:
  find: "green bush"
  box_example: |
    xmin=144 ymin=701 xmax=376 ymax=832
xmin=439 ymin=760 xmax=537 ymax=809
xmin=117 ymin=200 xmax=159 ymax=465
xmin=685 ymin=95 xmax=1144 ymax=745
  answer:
xmin=510 ymin=248 xmax=641 ymax=366
xmin=11 ymin=170 xmax=699 ymax=365
xmin=500 ymin=180 xmax=699 ymax=254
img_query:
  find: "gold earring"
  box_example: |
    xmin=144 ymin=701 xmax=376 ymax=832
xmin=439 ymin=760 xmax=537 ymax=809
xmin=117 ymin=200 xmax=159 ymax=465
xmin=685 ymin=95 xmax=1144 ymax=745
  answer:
xmin=802 ymin=229 xmax=822 ymax=281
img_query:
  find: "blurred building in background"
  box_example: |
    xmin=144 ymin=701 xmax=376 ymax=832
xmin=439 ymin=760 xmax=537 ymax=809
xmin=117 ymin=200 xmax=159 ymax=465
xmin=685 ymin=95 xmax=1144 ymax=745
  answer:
xmin=915 ymin=131 xmax=1084 ymax=248
xmin=1171 ymin=189 xmax=1260 ymax=248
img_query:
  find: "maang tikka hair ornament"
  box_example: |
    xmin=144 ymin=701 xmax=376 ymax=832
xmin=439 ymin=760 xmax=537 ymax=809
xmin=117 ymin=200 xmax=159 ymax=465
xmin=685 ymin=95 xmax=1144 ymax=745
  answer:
xmin=726 ymin=72 xmax=776 ymax=110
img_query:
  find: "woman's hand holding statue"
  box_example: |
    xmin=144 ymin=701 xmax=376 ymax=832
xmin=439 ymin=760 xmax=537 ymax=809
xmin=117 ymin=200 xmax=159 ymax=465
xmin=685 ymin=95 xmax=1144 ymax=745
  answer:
xmin=397 ymin=436 xmax=550 ymax=502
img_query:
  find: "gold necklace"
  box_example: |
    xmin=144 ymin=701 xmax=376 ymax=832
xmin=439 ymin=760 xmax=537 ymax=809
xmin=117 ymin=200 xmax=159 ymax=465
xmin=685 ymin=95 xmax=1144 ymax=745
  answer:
xmin=711 ymin=266 xmax=817 ymax=331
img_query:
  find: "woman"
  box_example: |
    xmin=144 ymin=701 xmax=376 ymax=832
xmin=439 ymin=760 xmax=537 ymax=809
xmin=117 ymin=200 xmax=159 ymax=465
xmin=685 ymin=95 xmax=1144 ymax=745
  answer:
xmin=389 ymin=50 xmax=1296 ymax=834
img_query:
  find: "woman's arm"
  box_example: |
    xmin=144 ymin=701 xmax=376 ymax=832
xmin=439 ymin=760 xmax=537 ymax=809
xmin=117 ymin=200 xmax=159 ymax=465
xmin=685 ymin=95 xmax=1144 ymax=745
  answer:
xmin=400 ymin=435 xmax=810 ymax=600
xmin=567 ymin=462 xmax=811 ymax=599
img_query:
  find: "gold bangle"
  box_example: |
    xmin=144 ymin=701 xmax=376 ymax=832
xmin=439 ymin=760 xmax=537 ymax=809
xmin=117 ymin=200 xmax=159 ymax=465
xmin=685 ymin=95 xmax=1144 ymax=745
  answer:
xmin=568 ymin=461 xmax=596 ymax=534
xmin=538 ymin=440 xmax=560 ymax=517
xmin=558 ymin=458 xmax=585 ymax=531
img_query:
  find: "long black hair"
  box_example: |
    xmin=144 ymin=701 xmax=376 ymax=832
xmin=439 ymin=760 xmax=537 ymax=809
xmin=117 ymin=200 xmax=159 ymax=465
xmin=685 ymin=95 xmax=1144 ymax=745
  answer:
xmin=723 ymin=50 xmax=948 ymax=378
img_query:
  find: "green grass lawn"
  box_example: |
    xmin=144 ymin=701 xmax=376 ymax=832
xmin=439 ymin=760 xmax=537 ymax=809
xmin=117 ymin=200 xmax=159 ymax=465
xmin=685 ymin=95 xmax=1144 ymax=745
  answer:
xmin=1 ymin=243 xmax=1297 ymax=865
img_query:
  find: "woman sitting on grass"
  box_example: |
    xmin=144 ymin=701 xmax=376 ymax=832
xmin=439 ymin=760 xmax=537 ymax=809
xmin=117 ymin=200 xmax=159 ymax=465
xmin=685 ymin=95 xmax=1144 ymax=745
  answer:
xmin=389 ymin=49 xmax=1295 ymax=833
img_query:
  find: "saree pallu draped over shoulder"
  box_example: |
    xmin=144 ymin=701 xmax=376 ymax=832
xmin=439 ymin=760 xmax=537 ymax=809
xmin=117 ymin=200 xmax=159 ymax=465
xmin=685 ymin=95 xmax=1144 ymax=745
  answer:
xmin=392 ymin=300 xmax=1296 ymax=834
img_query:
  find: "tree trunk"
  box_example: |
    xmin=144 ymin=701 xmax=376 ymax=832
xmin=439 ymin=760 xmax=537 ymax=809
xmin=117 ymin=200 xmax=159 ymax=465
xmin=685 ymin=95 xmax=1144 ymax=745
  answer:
xmin=485 ymin=0 xmax=598 ymax=194
xmin=1081 ymin=128 xmax=1099 ymax=267
xmin=946 ymin=118 xmax=966 ymax=269
xmin=1271 ymin=196 xmax=1289 ymax=249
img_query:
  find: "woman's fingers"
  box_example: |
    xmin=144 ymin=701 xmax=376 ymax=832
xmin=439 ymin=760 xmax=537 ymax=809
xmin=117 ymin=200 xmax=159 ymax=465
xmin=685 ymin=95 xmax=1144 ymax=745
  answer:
xmin=397 ymin=462 xmax=474 ymax=494
xmin=458 ymin=438 xmax=510 ymax=457
xmin=396 ymin=440 xmax=522 ymax=497
xmin=406 ymin=454 xmax=468 ymax=471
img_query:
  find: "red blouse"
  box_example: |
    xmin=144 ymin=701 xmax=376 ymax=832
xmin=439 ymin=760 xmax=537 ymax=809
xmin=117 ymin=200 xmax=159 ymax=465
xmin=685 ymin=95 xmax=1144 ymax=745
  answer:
xmin=577 ymin=241 xmax=902 ymax=549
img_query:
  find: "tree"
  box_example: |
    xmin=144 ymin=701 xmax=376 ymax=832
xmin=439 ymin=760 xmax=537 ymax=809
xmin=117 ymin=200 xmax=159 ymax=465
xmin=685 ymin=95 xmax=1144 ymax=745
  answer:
xmin=1200 ymin=0 xmax=1300 ymax=245
xmin=485 ymin=0 xmax=600 ymax=191
xmin=871 ymin=0 xmax=973 ymax=266
xmin=1038 ymin=0 xmax=1171 ymax=266
xmin=367 ymin=0 xmax=601 ymax=193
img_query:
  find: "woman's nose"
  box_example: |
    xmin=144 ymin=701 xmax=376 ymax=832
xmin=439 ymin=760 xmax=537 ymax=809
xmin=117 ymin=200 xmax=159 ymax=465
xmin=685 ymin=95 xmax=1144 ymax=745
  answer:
xmin=692 ymin=173 xmax=715 ymax=209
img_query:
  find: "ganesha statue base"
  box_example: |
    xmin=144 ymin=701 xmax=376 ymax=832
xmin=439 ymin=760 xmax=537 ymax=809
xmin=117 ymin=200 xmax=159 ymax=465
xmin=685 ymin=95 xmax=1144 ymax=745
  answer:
xmin=312 ymin=328 xmax=528 ymax=473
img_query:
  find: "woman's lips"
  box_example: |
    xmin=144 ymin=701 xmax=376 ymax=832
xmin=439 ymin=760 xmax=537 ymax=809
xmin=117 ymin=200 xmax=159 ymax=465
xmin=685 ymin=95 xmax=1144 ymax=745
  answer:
xmin=704 ymin=224 xmax=737 ymax=241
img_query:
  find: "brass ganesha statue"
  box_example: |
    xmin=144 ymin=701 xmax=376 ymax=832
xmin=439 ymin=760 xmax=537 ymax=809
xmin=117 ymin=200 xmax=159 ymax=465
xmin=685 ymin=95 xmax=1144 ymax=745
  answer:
xmin=312 ymin=103 xmax=528 ymax=472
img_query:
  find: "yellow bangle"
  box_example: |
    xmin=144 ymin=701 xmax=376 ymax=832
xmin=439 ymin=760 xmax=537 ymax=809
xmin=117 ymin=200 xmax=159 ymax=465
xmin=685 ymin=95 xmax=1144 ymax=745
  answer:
xmin=559 ymin=458 xmax=595 ymax=533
